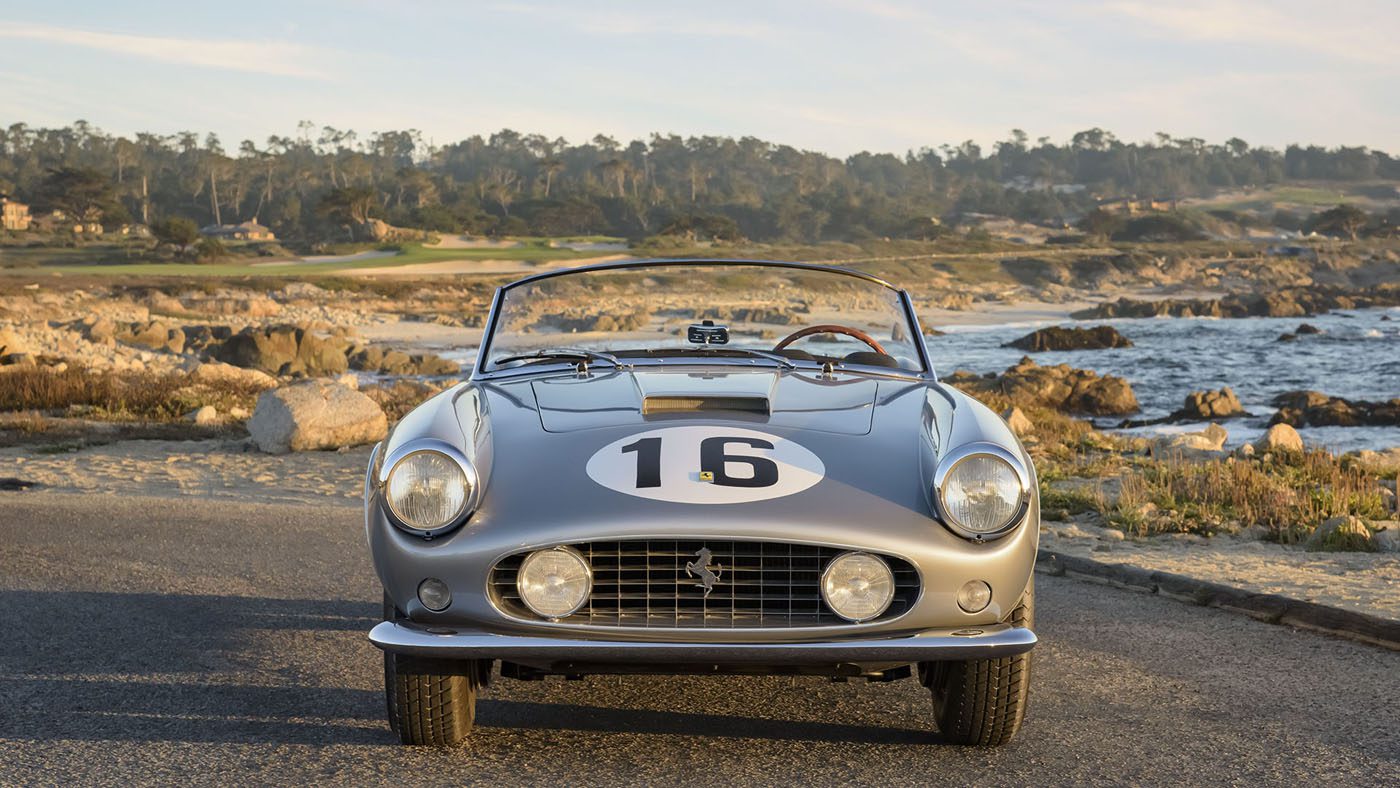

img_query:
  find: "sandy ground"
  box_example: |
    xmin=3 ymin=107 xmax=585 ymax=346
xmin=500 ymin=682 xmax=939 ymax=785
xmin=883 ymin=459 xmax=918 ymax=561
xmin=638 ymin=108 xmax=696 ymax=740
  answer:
xmin=1041 ymin=524 xmax=1400 ymax=622
xmin=4 ymin=438 xmax=1395 ymax=622
xmin=0 ymin=440 xmax=372 ymax=507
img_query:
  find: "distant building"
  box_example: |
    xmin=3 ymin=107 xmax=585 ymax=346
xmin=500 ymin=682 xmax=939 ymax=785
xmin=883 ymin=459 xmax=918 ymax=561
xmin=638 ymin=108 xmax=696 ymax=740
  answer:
xmin=0 ymin=195 xmax=32 ymax=231
xmin=202 ymin=220 xmax=276 ymax=241
xmin=1096 ymin=196 xmax=1176 ymax=215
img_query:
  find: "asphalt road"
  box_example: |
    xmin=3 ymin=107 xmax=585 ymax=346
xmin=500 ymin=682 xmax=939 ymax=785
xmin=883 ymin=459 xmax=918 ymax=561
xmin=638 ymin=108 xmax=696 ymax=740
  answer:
xmin=1 ymin=493 xmax=1396 ymax=786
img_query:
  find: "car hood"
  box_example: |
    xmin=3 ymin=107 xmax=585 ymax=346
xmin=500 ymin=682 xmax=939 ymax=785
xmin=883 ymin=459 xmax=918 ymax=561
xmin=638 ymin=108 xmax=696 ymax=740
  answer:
xmin=529 ymin=368 xmax=881 ymax=435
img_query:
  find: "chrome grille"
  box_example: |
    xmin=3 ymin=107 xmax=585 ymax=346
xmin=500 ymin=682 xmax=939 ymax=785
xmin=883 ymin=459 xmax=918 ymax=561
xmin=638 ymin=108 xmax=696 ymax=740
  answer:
xmin=490 ymin=540 xmax=919 ymax=628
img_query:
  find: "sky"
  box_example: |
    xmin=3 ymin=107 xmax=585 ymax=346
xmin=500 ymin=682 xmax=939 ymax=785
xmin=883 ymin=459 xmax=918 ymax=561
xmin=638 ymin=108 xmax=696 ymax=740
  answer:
xmin=1 ymin=0 xmax=1396 ymax=157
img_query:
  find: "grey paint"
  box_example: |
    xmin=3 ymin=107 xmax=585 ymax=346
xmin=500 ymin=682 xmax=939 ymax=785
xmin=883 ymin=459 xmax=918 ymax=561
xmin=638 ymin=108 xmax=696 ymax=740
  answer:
xmin=366 ymin=262 xmax=1038 ymax=662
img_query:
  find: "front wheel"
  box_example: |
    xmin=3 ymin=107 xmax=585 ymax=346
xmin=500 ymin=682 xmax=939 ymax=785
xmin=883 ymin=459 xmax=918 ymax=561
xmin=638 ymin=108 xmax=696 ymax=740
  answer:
xmin=382 ymin=592 xmax=489 ymax=746
xmin=920 ymin=579 xmax=1034 ymax=746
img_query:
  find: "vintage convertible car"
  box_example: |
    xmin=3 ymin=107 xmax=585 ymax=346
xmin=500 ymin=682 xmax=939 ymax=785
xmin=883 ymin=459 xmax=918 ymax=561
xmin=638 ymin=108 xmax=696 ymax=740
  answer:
xmin=365 ymin=260 xmax=1038 ymax=746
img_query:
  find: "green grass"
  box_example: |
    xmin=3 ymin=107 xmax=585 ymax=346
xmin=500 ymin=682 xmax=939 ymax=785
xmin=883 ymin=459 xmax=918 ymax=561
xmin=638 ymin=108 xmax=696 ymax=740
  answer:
xmin=0 ymin=240 xmax=611 ymax=277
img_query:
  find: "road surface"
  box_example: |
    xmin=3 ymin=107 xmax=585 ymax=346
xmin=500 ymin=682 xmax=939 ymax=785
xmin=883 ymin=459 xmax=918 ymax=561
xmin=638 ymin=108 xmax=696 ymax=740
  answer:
xmin=1 ymin=494 xmax=1396 ymax=786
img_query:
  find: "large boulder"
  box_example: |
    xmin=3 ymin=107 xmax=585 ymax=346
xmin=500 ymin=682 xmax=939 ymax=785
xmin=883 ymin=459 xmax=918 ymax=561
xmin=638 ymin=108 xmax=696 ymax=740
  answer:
xmin=1305 ymin=515 xmax=1372 ymax=551
xmin=246 ymin=380 xmax=387 ymax=454
xmin=1001 ymin=406 xmax=1034 ymax=437
xmin=0 ymin=328 xmax=30 ymax=356
xmin=948 ymin=356 xmax=1139 ymax=416
xmin=1269 ymin=391 xmax=1400 ymax=428
xmin=1254 ymin=423 xmax=1304 ymax=453
xmin=215 ymin=324 xmax=349 ymax=377
xmin=1172 ymin=387 xmax=1246 ymax=421
xmin=1153 ymin=423 xmax=1228 ymax=456
xmin=1003 ymin=325 xmax=1133 ymax=352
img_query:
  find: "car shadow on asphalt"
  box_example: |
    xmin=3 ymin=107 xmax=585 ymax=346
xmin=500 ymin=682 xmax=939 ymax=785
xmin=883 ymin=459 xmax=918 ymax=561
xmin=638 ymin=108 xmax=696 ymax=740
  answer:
xmin=477 ymin=699 xmax=936 ymax=745
xmin=0 ymin=589 xmax=939 ymax=747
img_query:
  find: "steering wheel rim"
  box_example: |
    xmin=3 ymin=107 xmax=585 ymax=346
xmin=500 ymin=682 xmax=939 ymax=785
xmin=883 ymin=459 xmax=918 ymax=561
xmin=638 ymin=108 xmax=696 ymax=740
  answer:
xmin=772 ymin=324 xmax=889 ymax=356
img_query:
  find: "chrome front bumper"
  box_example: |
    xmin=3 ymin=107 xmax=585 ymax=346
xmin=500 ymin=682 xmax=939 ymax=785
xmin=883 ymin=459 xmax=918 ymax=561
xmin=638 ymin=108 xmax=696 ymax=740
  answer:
xmin=368 ymin=621 xmax=1036 ymax=663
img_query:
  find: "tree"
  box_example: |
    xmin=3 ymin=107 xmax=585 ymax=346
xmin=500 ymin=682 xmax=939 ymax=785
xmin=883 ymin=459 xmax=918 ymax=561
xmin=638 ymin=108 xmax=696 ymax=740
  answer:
xmin=150 ymin=217 xmax=201 ymax=257
xmin=1306 ymin=204 xmax=1369 ymax=240
xmin=35 ymin=167 xmax=121 ymax=222
xmin=316 ymin=187 xmax=376 ymax=225
xmin=1076 ymin=208 xmax=1123 ymax=239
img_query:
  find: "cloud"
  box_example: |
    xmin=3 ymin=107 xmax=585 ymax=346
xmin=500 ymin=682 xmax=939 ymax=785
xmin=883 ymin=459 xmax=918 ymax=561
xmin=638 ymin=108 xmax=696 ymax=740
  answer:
xmin=0 ymin=22 xmax=329 ymax=78
xmin=1100 ymin=1 xmax=1396 ymax=66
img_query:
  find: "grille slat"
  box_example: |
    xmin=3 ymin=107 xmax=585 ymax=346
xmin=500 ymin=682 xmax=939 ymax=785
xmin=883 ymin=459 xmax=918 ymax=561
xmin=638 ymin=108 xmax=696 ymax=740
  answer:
xmin=490 ymin=540 xmax=919 ymax=629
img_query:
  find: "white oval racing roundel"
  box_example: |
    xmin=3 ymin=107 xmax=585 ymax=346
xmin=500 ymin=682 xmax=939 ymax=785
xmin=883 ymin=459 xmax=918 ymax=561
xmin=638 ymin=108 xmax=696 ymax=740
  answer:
xmin=586 ymin=426 xmax=825 ymax=504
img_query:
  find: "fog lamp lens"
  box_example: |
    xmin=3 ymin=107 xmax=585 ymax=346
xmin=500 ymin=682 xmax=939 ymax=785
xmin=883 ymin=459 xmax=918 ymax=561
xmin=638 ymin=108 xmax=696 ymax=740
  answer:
xmin=418 ymin=578 xmax=452 ymax=612
xmin=517 ymin=547 xmax=592 ymax=619
xmin=820 ymin=552 xmax=895 ymax=622
xmin=957 ymin=580 xmax=992 ymax=613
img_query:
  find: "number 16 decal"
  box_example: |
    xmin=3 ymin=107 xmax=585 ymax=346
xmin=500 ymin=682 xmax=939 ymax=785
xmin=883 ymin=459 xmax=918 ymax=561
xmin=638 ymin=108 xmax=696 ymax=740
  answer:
xmin=588 ymin=426 xmax=825 ymax=504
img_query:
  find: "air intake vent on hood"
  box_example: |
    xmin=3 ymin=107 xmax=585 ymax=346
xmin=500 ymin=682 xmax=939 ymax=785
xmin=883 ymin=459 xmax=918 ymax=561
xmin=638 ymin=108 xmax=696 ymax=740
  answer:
xmin=642 ymin=395 xmax=770 ymax=415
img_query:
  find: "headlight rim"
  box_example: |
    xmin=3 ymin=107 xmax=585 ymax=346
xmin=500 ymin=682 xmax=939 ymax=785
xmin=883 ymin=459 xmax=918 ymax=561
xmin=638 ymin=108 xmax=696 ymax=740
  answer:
xmin=932 ymin=442 xmax=1030 ymax=541
xmin=378 ymin=440 xmax=480 ymax=538
xmin=820 ymin=550 xmax=896 ymax=623
xmin=516 ymin=546 xmax=594 ymax=620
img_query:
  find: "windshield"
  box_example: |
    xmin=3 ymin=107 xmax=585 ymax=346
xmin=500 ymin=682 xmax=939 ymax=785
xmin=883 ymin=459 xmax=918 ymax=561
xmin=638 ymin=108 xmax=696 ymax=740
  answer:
xmin=482 ymin=262 xmax=926 ymax=374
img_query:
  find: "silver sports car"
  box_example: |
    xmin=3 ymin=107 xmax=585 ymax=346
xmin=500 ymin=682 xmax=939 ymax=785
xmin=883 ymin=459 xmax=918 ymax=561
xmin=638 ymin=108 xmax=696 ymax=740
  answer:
xmin=365 ymin=260 xmax=1038 ymax=746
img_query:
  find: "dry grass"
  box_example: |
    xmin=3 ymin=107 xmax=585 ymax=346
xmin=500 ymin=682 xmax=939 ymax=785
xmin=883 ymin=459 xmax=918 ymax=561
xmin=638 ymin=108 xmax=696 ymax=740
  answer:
xmin=0 ymin=365 xmax=264 ymax=422
xmin=1105 ymin=450 xmax=1389 ymax=542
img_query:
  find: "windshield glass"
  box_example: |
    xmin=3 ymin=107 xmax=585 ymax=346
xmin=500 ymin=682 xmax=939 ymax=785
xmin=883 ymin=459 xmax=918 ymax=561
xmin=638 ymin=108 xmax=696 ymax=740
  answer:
xmin=483 ymin=262 xmax=925 ymax=373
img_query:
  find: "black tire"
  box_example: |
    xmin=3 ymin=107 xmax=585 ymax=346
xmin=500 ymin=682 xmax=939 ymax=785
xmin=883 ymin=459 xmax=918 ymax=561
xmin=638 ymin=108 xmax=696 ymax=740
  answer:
xmin=381 ymin=591 xmax=487 ymax=746
xmin=922 ymin=579 xmax=1034 ymax=746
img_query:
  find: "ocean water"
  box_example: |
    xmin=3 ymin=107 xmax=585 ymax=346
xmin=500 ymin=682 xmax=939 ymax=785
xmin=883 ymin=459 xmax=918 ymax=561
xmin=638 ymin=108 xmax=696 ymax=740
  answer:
xmin=928 ymin=307 xmax=1400 ymax=453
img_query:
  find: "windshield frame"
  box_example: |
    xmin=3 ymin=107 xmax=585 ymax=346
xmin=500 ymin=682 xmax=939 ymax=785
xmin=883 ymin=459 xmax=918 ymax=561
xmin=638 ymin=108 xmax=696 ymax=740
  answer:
xmin=471 ymin=259 xmax=936 ymax=381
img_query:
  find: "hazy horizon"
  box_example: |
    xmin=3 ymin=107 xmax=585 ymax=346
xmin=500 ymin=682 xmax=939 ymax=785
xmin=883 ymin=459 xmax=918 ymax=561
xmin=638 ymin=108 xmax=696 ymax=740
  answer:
xmin=2 ymin=1 xmax=1397 ymax=158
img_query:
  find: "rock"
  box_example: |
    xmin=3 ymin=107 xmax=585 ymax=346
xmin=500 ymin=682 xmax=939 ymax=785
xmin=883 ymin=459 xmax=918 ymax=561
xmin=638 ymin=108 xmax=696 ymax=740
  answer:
xmin=0 ymin=328 xmax=29 ymax=355
xmin=1152 ymin=423 xmax=1228 ymax=455
xmin=1003 ymin=325 xmax=1133 ymax=352
xmin=1269 ymin=391 xmax=1400 ymax=428
xmin=1294 ymin=323 xmax=1322 ymax=335
xmin=115 ymin=320 xmax=185 ymax=354
xmin=142 ymin=292 xmax=186 ymax=314
xmin=336 ymin=372 xmax=360 ymax=390
xmin=412 ymin=353 xmax=460 ymax=376
xmin=215 ymin=324 xmax=348 ymax=377
xmin=1306 ymin=515 xmax=1372 ymax=551
xmin=1001 ymin=406 xmax=1034 ymax=436
xmin=1370 ymin=523 xmax=1400 ymax=553
xmin=188 ymin=361 xmax=277 ymax=390
xmin=186 ymin=405 xmax=219 ymax=425
xmin=1276 ymin=333 xmax=1297 ymax=342
xmin=1233 ymin=524 xmax=1269 ymax=541
xmin=953 ymin=357 xmax=1139 ymax=415
xmin=1173 ymin=387 xmax=1246 ymax=420
xmin=1 ymin=352 xmax=36 ymax=367
xmin=1235 ymin=443 xmax=1256 ymax=458
xmin=1254 ymin=423 xmax=1304 ymax=453
xmin=229 ymin=406 xmax=250 ymax=420
xmin=1351 ymin=447 xmax=1400 ymax=472
xmin=280 ymin=281 xmax=327 ymax=299
xmin=246 ymin=381 xmax=387 ymax=454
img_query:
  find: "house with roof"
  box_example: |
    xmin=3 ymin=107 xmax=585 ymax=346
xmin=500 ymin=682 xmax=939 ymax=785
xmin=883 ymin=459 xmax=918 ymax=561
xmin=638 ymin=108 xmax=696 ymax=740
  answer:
xmin=201 ymin=220 xmax=276 ymax=241
xmin=1 ymin=195 xmax=32 ymax=231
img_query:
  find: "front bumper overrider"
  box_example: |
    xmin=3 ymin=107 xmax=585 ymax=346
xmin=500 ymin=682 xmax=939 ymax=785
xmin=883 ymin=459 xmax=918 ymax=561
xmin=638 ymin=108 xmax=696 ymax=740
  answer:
xmin=369 ymin=621 xmax=1036 ymax=663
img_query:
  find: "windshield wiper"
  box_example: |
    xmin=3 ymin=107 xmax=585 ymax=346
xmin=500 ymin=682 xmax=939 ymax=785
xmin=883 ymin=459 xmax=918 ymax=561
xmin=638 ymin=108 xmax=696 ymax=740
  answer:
xmin=701 ymin=347 xmax=798 ymax=370
xmin=493 ymin=347 xmax=623 ymax=372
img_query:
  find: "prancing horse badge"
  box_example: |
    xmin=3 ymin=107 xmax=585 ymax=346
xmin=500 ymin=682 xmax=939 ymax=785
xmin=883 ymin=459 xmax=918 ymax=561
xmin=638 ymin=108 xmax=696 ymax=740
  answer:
xmin=685 ymin=547 xmax=723 ymax=597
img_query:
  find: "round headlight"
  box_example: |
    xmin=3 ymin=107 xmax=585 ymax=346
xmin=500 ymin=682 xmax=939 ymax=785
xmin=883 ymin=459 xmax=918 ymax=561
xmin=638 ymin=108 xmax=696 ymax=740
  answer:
xmin=939 ymin=452 xmax=1025 ymax=537
xmin=820 ymin=552 xmax=895 ymax=622
xmin=385 ymin=450 xmax=470 ymax=531
xmin=517 ymin=548 xmax=592 ymax=619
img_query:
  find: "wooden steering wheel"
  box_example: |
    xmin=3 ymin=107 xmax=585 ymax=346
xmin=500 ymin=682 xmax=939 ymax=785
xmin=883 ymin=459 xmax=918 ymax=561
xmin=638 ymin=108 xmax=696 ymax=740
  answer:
xmin=772 ymin=324 xmax=889 ymax=356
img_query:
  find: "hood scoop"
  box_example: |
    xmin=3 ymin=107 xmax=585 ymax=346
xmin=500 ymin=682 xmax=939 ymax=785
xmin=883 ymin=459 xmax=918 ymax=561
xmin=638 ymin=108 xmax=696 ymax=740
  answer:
xmin=642 ymin=395 xmax=770 ymax=416
xmin=531 ymin=369 xmax=878 ymax=435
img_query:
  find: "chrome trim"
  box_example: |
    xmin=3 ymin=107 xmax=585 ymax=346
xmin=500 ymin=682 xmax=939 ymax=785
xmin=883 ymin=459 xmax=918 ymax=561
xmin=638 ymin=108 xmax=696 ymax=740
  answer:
xmin=471 ymin=259 xmax=933 ymax=381
xmin=483 ymin=535 xmax=926 ymax=634
xmin=819 ymin=552 xmax=895 ymax=623
xmin=369 ymin=620 xmax=1037 ymax=662
xmin=516 ymin=546 xmax=594 ymax=620
xmin=376 ymin=439 xmax=481 ymax=539
xmin=931 ymin=442 xmax=1031 ymax=542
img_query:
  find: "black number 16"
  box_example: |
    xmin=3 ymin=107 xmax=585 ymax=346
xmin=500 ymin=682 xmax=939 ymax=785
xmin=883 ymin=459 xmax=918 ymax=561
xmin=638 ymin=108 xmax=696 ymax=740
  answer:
xmin=621 ymin=436 xmax=779 ymax=489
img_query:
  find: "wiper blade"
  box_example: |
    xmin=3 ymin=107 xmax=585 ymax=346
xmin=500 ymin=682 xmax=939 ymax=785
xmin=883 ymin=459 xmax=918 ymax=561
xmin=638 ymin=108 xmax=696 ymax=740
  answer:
xmin=493 ymin=347 xmax=623 ymax=370
xmin=704 ymin=347 xmax=798 ymax=370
